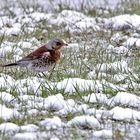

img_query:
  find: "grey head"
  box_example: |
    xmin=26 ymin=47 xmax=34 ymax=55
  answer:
xmin=46 ymin=38 xmax=68 ymax=50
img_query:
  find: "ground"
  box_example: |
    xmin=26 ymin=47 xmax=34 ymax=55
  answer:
xmin=0 ymin=0 xmax=140 ymax=140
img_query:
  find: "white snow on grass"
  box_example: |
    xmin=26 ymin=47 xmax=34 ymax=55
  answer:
xmin=67 ymin=115 xmax=100 ymax=129
xmin=86 ymin=108 xmax=108 ymax=120
xmin=42 ymin=94 xmax=67 ymax=111
xmin=29 ymin=12 xmax=53 ymax=22
xmin=54 ymin=78 xmax=107 ymax=94
xmin=112 ymin=46 xmax=128 ymax=54
xmin=109 ymin=106 xmax=140 ymax=121
xmin=20 ymin=124 xmax=39 ymax=132
xmin=123 ymin=37 xmax=140 ymax=49
xmin=107 ymin=92 xmax=140 ymax=108
xmin=0 ymin=74 xmax=126 ymax=95
xmin=0 ymin=41 xmax=23 ymax=57
xmin=0 ymin=92 xmax=15 ymax=103
xmin=0 ymin=123 xmax=19 ymax=135
xmin=13 ymin=132 xmax=37 ymax=140
xmin=56 ymin=98 xmax=78 ymax=116
xmin=30 ymin=0 xmax=122 ymax=11
xmin=40 ymin=116 xmax=63 ymax=130
xmin=18 ymin=93 xmax=78 ymax=117
xmin=49 ymin=10 xmax=100 ymax=34
xmin=93 ymin=129 xmax=113 ymax=139
xmin=17 ymin=78 xmax=97 ymax=94
xmin=104 ymin=14 xmax=140 ymax=30
xmin=15 ymin=77 xmax=45 ymax=95
xmin=17 ymin=41 xmax=32 ymax=49
xmin=95 ymin=61 xmax=130 ymax=74
xmin=83 ymin=93 xmax=108 ymax=104
xmin=0 ymin=104 xmax=20 ymax=120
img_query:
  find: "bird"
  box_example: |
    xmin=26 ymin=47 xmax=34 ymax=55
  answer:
xmin=2 ymin=38 xmax=68 ymax=73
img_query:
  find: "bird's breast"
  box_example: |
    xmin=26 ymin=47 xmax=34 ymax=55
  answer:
xmin=48 ymin=50 xmax=60 ymax=62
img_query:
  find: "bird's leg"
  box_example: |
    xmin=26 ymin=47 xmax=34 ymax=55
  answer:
xmin=48 ymin=64 xmax=56 ymax=80
xmin=42 ymin=72 xmax=47 ymax=78
xmin=37 ymin=73 xmax=43 ymax=78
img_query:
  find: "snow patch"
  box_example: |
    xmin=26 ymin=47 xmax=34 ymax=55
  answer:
xmin=108 ymin=92 xmax=140 ymax=108
xmin=0 ymin=123 xmax=19 ymax=135
xmin=68 ymin=115 xmax=100 ymax=129
xmin=93 ymin=129 xmax=113 ymax=138
xmin=109 ymin=106 xmax=140 ymax=121
xmin=40 ymin=116 xmax=63 ymax=130
xmin=13 ymin=132 xmax=37 ymax=140
xmin=0 ymin=104 xmax=20 ymax=120
xmin=105 ymin=14 xmax=140 ymax=30
xmin=49 ymin=10 xmax=100 ymax=34
xmin=83 ymin=93 xmax=108 ymax=104
xmin=20 ymin=124 xmax=39 ymax=132
xmin=0 ymin=92 xmax=15 ymax=103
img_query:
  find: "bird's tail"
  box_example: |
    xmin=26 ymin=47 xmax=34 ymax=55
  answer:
xmin=1 ymin=63 xmax=18 ymax=67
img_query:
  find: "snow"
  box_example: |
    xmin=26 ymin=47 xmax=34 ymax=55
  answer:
xmin=43 ymin=94 xmax=66 ymax=111
xmin=105 ymin=14 xmax=140 ymax=30
xmin=49 ymin=10 xmax=100 ymax=34
xmin=0 ymin=92 xmax=15 ymax=103
xmin=15 ymin=77 xmax=45 ymax=95
xmin=0 ymin=16 xmax=14 ymax=28
xmin=93 ymin=129 xmax=113 ymax=138
xmin=13 ymin=132 xmax=37 ymax=140
xmin=0 ymin=104 xmax=20 ymax=120
xmin=83 ymin=93 xmax=108 ymax=104
xmin=50 ymin=137 xmax=60 ymax=140
xmin=30 ymin=12 xmax=53 ymax=22
xmin=18 ymin=42 xmax=32 ymax=49
xmin=0 ymin=41 xmax=23 ymax=57
xmin=27 ymin=109 xmax=39 ymax=116
xmin=112 ymin=46 xmax=128 ymax=54
xmin=67 ymin=115 xmax=100 ymax=129
xmin=123 ymin=37 xmax=140 ymax=49
xmin=40 ymin=116 xmax=63 ymax=130
xmin=20 ymin=124 xmax=39 ymax=132
xmin=30 ymin=0 xmax=122 ymax=11
xmin=57 ymin=98 xmax=78 ymax=116
xmin=109 ymin=106 xmax=140 ymax=121
xmin=55 ymin=78 xmax=103 ymax=94
xmin=86 ymin=108 xmax=108 ymax=120
xmin=0 ymin=123 xmax=19 ymax=135
xmin=95 ymin=61 xmax=130 ymax=74
xmin=107 ymin=92 xmax=140 ymax=108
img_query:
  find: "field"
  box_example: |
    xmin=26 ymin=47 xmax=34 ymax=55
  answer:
xmin=0 ymin=0 xmax=140 ymax=139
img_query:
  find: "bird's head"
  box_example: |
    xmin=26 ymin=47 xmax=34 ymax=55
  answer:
xmin=47 ymin=38 xmax=68 ymax=50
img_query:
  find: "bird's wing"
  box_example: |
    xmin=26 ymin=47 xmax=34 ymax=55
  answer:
xmin=18 ymin=45 xmax=50 ymax=62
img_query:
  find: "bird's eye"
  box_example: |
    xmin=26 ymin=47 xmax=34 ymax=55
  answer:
xmin=56 ymin=42 xmax=61 ymax=46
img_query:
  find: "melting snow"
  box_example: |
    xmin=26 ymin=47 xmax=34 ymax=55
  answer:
xmin=0 ymin=92 xmax=15 ymax=103
xmin=0 ymin=123 xmax=19 ymax=135
xmin=49 ymin=10 xmax=100 ymax=34
xmin=20 ymin=124 xmax=39 ymax=132
xmin=68 ymin=115 xmax=100 ymax=129
xmin=83 ymin=93 xmax=108 ymax=104
xmin=109 ymin=106 xmax=140 ymax=121
xmin=93 ymin=129 xmax=113 ymax=138
xmin=108 ymin=92 xmax=140 ymax=108
xmin=0 ymin=104 xmax=20 ymax=120
xmin=13 ymin=132 xmax=37 ymax=140
xmin=40 ymin=116 xmax=63 ymax=130
xmin=104 ymin=14 xmax=140 ymax=30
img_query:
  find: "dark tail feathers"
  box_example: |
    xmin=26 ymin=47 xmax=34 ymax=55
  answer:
xmin=2 ymin=63 xmax=18 ymax=67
